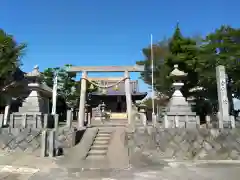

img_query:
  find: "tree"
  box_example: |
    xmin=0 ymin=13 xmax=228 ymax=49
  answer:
xmin=42 ymin=64 xmax=78 ymax=109
xmin=0 ymin=29 xmax=26 ymax=91
xmin=199 ymin=25 xmax=240 ymax=113
xmin=0 ymin=29 xmax=26 ymax=106
xmin=136 ymin=38 xmax=171 ymax=96
xmin=137 ymin=24 xmax=240 ymax=118
xmin=142 ymin=97 xmax=169 ymax=110
xmin=137 ymin=24 xmax=200 ymax=98
xmin=42 ymin=64 xmax=97 ymax=109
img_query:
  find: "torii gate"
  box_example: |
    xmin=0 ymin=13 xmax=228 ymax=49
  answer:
xmin=67 ymin=65 xmax=144 ymax=129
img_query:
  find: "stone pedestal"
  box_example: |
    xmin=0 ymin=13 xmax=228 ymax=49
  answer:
xmin=19 ymin=90 xmax=45 ymax=113
xmin=14 ymin=90 xmax=45 ymax=128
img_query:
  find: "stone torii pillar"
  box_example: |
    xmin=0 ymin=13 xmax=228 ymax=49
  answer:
xmin=78 ymin=71 xmax=87 ymax=129
xmin=124 ymin=71 xmax=132 ymax=125
xmin=67 ymin=65 xmax=145 ymax=127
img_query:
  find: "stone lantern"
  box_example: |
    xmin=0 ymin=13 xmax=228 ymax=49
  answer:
xmin=18 ymin=65 xmax=52 ymax=114
xmin=165 ymin=64 xmax=197 ymax=127
xmin=166 ymin=64 xmax=191 ymax=112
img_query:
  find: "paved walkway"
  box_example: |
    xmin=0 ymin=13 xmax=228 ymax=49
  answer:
xmin=1 ymin=152 xmax=240 ymax=179
xmin=1 ymin=161 xmax=240 ymax=179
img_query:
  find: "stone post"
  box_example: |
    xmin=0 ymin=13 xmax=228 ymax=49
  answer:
xmin=0 ymin=114 xmax=3 ymax=128
xmin=66 ymin=110 xmax=72 ymax=128
xmin=185 ymin=115 xmax=188 ymax=128
xmin=49 ymin=130 xmax=56 ymax=157
xmin=9 ymin=114 xmax=14 ymax=128
xmin=164 ymin=115 xmax=168 ymax=128
xmin=175 ymin=115 xmax=179 ymax=127
xmin=196 ymin=116 xmax=200 ymax=127
xmin=87 ymin=113 xmax=91 ymax=126
xmin=41 ymin=130 xmax=47 ymax=157
xmin=124 ymin=71 xmax=132 ymax=125
xmin=54 ymin=114 xmax=59 ymax=130
xmin=84 ymin=113 xmax=88 ymax=125
xmin=216 ymin=65 xmax=230 ymax=128
xmin=3 ymin=97 xmax=11 ymax=126
xmin=78 ymin=71 xmax=87 ymax=129
xmin=43 ymin=114 xmax=48 ymax=128
xmin=206 ymin=115 xmax=211 ymax=128
xmin=22 ymin=114 xmax=27 ymax=128
xmin=230 ymin=115 xmax=235 ymax=128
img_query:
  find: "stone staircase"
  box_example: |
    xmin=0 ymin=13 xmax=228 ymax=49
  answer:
xmin=57 ymin=127 xmax=129 ymax=169
xmin=85 ymin=129 xmax=112 ymax=160
xmin=90 ymin=118 xmax=128 ymax=127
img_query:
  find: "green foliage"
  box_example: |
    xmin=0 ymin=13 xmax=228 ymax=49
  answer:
xmin=137 ymin=24 xmax=240 ymax=115
xmin=0 ymin=29 xmax=26 ymax=106
xmin=42 ymin=64 xmax=97 ymax=108
xmin=137 ymin=24 xmax=200 ymax=98
xmin=142 ymin=97 xmax=169 ymax=110
xmin=199 ymin=26 xmax=240 ymax=98
xmin=42 ymin=64 xmax=78 ymax=108
xmin=0 ymin=29 xmax=26 ymax=90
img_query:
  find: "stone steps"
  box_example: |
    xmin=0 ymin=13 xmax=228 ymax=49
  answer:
xmin=85 ymin=129 xmax=112 ymax=160
xmin=91 ymin=145 xmax=108 ymax=150
xmin=90 ymin=118 xmax=129 ymax=127
xmin=88 ymin=149 xmax=107 ymax=156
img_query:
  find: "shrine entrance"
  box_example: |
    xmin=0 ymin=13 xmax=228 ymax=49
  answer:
xmin=67 ymin=65 xmax=145 ymax=129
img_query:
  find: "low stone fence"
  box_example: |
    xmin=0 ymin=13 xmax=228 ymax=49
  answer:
xmin=0 ymin=113 xmax=56 ymax=129
xmin=154 ymin=114 xmax=236 ymax=129
xmin=0 ymin=110 xmax=83 ymax=157
xmin=163 ymin=114 xmax=200 ymax=128
xmin=129 ymin=127 xmax=240 ymax=160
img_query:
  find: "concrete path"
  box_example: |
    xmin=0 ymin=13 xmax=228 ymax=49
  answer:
xmin=1 ymin=150 xmax=240 ymax=179
xmin=1 ymin=161 xmax=240 ymax=179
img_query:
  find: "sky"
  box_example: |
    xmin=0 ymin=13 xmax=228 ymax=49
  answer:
xmin=1 ymin=0 xmax=240 ymax=105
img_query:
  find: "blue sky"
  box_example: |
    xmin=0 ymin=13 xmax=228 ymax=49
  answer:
xmin=1 ymin=0 xmax=240 ymax=94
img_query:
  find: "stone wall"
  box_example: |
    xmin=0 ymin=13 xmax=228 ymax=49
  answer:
xmin=129 ymin=127 xmax=240 ymax=160
xmin=0 ymin=110 xmax=81 ymax=157
xmin=0 ymin=126 xmax=81 ymax=157
xmin=56 ymin=127 xmax=79 ymax=149
xmin=0 ymin=127 xmax=42 ymax=155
